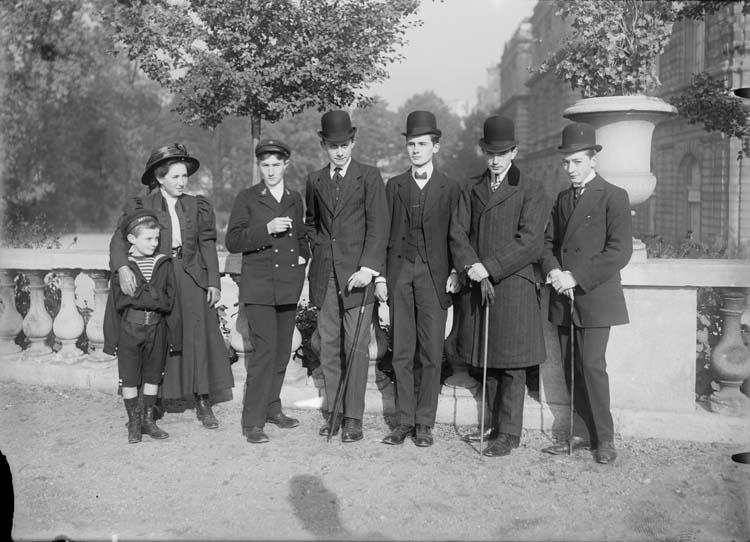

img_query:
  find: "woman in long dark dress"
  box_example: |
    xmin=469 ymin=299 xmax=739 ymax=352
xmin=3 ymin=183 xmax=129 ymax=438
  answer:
xmin=110 ymin=143 xmax=234 ymax=429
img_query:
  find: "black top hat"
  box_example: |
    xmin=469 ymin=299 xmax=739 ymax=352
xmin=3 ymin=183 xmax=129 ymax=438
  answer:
xmin=121 ymin=208 xmax=161 ymax=237
xmin=255 ymin=138 xmax=291 ymax=159
xmin=478 ymin=116 xmax=518 ymax=153
xmin=141 ymin=143 xmax=200 ymax=185
xmin=557 ymin=122 xmax=602 ymax=154
xmin=318 ymin=110 xmax=357 ymax=144
xmin=402 ymin=110 xmax=442 ymax=139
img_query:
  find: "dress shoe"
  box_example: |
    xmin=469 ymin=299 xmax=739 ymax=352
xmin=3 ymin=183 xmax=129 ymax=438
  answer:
xmin=542 ymin=438 xmax=590 ymax=455
xmin=482 ymin=433 xmax=520 ymax=457
xmin=596 ymin=441 xmax=617 ymax=464
xmin=245 ymin=426 xmax=269 ymax=444
xmin=461 ymin=427 xmax=498 ymax=443
xmin=382 ymin=424 xmax=414 ymax=445
xmin=319 ymin=414 xmax=342 ymax=437
xmin=341 ymin=417 xmax=363 ymax=442
xmin=266 ymin=412 xmax=300 ymax=429
xmin=413 ymin=424 xmax=434 ymax=447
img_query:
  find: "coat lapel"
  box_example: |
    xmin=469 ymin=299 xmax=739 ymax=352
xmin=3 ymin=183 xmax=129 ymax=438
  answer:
xmin=482 ymin=165 xmax=520 ymax=213
xmin=396 ymin=172 xmax=410 ymax=215
xmin=563 ymin=175 xmax=605 ymax=246
xmin=314 ymin=167 xmax=335 ymax=215
xmin=423 ymin=170 xmax=445 ymax=216
xmin=334 ymin=160 xmax=361 ymax=216
xmin=471 ymin=172 xmax=490 ymax=211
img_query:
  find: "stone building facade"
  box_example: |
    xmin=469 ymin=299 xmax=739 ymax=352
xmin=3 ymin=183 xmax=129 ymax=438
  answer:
xmin=494 ymin=2 xmax=750 ymax=250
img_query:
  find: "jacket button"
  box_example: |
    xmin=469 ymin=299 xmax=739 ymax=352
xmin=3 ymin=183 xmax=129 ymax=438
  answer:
xmin=332 ymin=238 xmax=336 ymax=242
xmin=274 ymin=249 xmax=278 ymax=253
xmin=275 ymin=264 xmax=279 ymax=268
xmin=291 ymin=263 xmax=295 ymax=267
xmin=290 ymin=249 xmax=294 ymax=252
xmin=288 ymin=233 xmax=292 ymax=237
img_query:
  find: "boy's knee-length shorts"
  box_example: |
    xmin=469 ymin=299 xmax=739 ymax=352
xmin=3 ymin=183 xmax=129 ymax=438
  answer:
xmin=117 ymin=320 xmax=168 ymax=388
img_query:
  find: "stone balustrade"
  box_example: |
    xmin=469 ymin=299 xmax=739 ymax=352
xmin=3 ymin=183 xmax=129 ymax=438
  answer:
xmin=1 ymin=247 xmax=749 ymax=442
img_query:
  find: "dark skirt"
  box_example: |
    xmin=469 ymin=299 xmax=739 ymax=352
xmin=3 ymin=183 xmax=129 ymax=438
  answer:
xmin=161 ymin=257 xmax=234 ymax=402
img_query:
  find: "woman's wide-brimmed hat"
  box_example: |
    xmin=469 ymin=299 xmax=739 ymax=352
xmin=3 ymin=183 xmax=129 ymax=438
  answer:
xmin=557 ymin=122 xmax=602 ymax=154
xmin=478 ymin=116 xmax=518 ymax=153
xmin=141 ymin=143 xmax=200 ymax=185
xmin=318 ymin=110 xmax=357 ymax=144
xmin=402 ymin=110 xmax=442 ymax=139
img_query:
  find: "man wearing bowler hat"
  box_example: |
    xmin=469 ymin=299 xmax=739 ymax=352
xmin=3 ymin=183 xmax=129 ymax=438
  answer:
xmin=304 ymin=110 xmax=389 ymax=442
xmin=540 ymin=122 xmax=632 ymax=464
xmin=374 ymin=111 xmax=463 ymax=447
xmin=450 ymin=115 xmax=550 ymax=457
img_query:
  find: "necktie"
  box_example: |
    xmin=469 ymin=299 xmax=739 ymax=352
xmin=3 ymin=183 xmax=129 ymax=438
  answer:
xmin=414 ymin=171 xmax=428 ymax=180
xmin=490 ymin=174 xmax=501 ymax=192
xmin=333 ymin=167 xmax=343 ymax=203
xmin=573 ymin=185 xmax=584 ymax=204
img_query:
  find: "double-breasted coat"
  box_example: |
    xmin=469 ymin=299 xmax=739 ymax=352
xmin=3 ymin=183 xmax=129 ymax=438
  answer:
xmin=449 ymin=165 xmax=550 ymax=369
xmin=225 ymin=183 xmax=309 ymax=306
xmin=304 ymin=160 xmax=389 ymax=309
xmin=540 ymin=174 xmax=632 ymax=327
xmin=383 ymin=169 xmax=462 ymax=309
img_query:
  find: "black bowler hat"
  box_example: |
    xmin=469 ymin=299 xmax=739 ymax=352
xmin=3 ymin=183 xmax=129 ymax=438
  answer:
xmin=255 ymin=138 xmax=291 ymax=159
xmin=734 ymin=87 xmax=750 ymax=99
xmin=557 ymin=122 xmax=602 ymax=154
xmin=402 ymin=110 xmax=442 ymax=139
xmin=318 ymin=110 xmax=357 ymax=144
xmin=141 ymin=143 xmax=200 ymax=185
xmin=478 ymin=116 xmax=518 ymax=153
xmin=121 ymin=208 xmax=161 ymax=237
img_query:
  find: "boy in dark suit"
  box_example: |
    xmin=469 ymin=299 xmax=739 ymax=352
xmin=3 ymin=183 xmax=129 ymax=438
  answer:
xmin=374 ymin=111 xmax=462 ymax=447
xmin=104 ymin=209 xmax=181 ymax=444
xmin=540 ymin=122 xmax=633 ymax=464
xmin=304 ymin=110 xmax=389 ymax=442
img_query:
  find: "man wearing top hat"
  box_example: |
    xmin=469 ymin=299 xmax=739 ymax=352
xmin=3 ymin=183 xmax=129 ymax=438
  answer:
xmin=540 ymin=122 xmax=632 ymax=464
xmin=304 ymin=110 xmax=389 ymax=443
xmin=373 ymin=111 xmax=463 ymax=447
xmin=449 ymin=115 xmax=550 ymax=457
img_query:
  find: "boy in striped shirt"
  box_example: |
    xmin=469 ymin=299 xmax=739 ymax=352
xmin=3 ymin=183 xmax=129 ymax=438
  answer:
xmin=104 ymin=209 xmax=181 ymax=444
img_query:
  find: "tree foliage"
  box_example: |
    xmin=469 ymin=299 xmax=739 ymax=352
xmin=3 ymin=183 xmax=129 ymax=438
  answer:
xmin=108 ymin=0 xmax=420 ymax=137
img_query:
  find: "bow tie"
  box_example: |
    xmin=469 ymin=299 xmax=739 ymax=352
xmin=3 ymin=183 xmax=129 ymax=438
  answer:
xmin=414 ymin=171 xmax=428 ymax=180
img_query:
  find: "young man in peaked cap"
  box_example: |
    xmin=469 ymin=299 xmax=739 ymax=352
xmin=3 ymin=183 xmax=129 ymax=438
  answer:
xmin=450 ymin=115 xmax=550 ymax=457
xmin=304 ymin=110 xmax=389 ymax=442
xmin=540 ymin=122 xmax=632 ymax=464
xmin=374 ymin=111 xmax=463 ymax=447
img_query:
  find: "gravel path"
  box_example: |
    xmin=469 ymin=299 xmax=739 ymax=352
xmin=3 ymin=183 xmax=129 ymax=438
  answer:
xmin=1 ymin=381 xmax=748 ymax=541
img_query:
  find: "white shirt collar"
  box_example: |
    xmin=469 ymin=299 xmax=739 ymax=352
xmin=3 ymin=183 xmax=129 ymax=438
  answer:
xmin=574 ymin=170 xmax=597 ymax=188
xmin=266 ymin=181 xmax=285 ymax=202
xmin=329 ymin=158 xmax=352 ymax=178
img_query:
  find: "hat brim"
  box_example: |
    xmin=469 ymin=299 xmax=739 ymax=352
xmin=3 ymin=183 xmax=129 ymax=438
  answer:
xmin=141 ymin=156 xmax=200 ymax=185
xmin=478 ymin=139 xmax=518 ymax=153
xmin=255 ymin=145 xmax=291 ymax=159
xmin=556 ymin=143 xmax=603 ymax=154
xmin=318 ymin=127 xmax=357 ymax=144
xmin=403 ymin=128 xmax=442 ymax=139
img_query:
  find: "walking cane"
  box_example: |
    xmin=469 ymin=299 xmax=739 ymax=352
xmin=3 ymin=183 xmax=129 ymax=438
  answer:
xmin=567 ymin=290 xmax=576 ymax=456
xmin=478 ymin=277 xmax=494 ymax=458
xmin=327 ymin=283 xmax=371 ymax=443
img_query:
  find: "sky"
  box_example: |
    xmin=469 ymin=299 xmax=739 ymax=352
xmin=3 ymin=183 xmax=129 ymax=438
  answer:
xmin=366 ymin=0 xmax=537 ymax=111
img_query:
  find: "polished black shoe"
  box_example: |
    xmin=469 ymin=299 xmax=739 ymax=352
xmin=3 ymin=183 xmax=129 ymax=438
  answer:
xmin=319 ymin=414 xmax=342 ymax=437
xmin=542 ymin=438 xmax=590 ymax=455
xmin=461 ymin=427 xmax=498 ymax=443
xmin=482 ymin=433 xmax=521 ymax=457
xmin=141 ymin=406 xmax=169 ymax=440
xmin=341 ymin=417 xmax=363 ymax=442
xmin=413 ymin=424 xmax=434 ymax=447
xmin=266 ymin=412 xmax=300 ymax=429
xmin=245 ymin=426 xmax=269 ymax=444
xmin=382 ymin=424 xmax=414 ymax=445
xmin=596 ymin=441 xmax=617 ymax=464
xmin=195 ymin=394 xmax=219 ymax=429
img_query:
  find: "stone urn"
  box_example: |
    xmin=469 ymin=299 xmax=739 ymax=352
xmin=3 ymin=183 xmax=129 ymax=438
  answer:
xmin=709 ymin=288 xmax=750 ymax=416
xmin=563 ymin=95 xmax=677 ymax=261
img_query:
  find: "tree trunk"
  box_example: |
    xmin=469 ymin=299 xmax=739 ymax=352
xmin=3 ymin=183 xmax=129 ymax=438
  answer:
xmin=251 ymin=114 xmax=261 ymax=185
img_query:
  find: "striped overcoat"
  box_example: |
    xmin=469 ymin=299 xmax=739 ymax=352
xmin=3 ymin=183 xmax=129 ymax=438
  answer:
xmin=449 ymin=164 xmax=551 ymax=369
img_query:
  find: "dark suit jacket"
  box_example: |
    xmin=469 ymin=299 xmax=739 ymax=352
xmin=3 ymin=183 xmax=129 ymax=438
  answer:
xmin=383 ymin=169 xmax=462 ymax=309
xmin=110 ymin=191 xmax=221 ymax=290
xmin=540 ymin=174 xmax=633 ymax=327
xmin=304 ymin=160 xmax=389 ymax=310
xmin=449 ymin=165 xmax=550 ymax=368
xmin=225 ymin=183 xmax=309 ymax=306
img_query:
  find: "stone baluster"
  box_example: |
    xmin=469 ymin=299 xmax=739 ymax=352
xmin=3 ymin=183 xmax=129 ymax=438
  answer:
xmin=22 ymin=270 xmax=54 ymax=357
xmin=709 ymin=287 xmax=750 ymax=416
xmin=52 ymin=269 xmax=86 ymax=361
xmin=86 ymin=270 xmax=113 ymax=360
xmin=0 ymin=270 xmax=23 ymax=357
